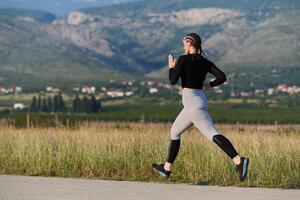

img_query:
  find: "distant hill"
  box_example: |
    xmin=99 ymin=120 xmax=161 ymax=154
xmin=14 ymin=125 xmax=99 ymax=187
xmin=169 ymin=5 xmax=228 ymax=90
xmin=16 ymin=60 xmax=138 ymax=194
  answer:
xmin=0 ymin=8 xmax=56 ymax=23
xmin=0 ymin=0 xmax=299 ymax=87
xmin=0 ymin=16 xmax=132 ymax=87
xmin=78 ymin=0 xmax=300 ymax=71
xmin=0 ymin=0 xmax=142 ymax=16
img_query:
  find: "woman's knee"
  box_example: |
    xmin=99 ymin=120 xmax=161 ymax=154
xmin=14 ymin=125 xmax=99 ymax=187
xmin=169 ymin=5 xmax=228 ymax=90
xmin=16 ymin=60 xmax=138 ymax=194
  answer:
xmin=170 ymin=126 xmax=181 ymax=140
xmin=207 ymin=132 xmax=219 ymax=141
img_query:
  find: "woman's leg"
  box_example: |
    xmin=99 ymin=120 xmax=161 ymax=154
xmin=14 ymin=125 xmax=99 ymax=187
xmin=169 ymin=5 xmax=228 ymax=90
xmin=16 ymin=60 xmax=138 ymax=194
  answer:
xmin=164 ymin=107 xmax=193 ymax=170
xmin=189 ymin=109 xmax=240 ymax=163
xmin=190 ymin=109 xmax=249 ymax=181
xmin=152 ymin=107 xmax=192 ymax=177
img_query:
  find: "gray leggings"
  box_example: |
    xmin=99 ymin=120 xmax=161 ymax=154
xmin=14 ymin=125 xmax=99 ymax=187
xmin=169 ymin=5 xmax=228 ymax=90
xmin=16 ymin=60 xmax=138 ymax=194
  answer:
xmin=171 ymin=89 xmax=220 ymax=141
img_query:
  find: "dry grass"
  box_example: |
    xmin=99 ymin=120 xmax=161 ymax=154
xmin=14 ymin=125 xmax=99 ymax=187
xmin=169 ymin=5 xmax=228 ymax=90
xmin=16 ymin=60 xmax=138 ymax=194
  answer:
xmin=0 ymin=121 xmax=299 ymax=188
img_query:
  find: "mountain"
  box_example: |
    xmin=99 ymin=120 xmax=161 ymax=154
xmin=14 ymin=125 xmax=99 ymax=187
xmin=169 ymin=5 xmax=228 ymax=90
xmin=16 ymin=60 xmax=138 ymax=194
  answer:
xmin=147 ymin=8 xmax=300 ymax=79
xmin=0 ymin=15 xmax=132 ymax=87
xmin=66 ymin=0 xmax=300 ymax=72
xmin=0 ymin=0 xmax=142 ymax=16
xmin=0 ymin=8 xmax=56 ymax=23
xmin=0 ymin=0 xmax=299 ymax=87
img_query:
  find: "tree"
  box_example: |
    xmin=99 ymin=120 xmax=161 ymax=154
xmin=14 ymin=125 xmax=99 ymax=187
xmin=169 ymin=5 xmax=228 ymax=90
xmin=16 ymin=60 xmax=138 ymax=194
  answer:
xmin=57 ymin=93 xmax=67 ymax=112
xmin=97 ymin=99 xmax=102 ymax=112
xmin=53 ymin=95 xmax=59 ymax=112
xmin=42 ymin=98 xmax=47 ymax=112
xmin=72 ymin=94 xmax=81 ymax=113
xmin=47 ymin=96 xmax=53 ymax=112
xmin=72 ymin=95 xmax=102 ymax=113
xmin=90 ymin=95 xmax=99 ymax=112
xmin=30 ymin=96 xmax=37 ymax=112
xmin=37 ymin=95 xmax=42 ymax=112
xmin=80 ymin=96 xmax=88 ymax=113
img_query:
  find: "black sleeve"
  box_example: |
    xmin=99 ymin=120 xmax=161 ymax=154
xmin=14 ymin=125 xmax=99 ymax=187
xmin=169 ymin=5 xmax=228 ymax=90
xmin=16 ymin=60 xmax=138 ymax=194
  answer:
xmin=169 ymin=56 xmax=184 ymax=85
xmin=208 ymin=62 xmax=227 ymax=87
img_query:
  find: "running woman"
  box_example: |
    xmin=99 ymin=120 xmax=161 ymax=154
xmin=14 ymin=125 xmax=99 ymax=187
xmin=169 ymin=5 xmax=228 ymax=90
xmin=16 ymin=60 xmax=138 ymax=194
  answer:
xmin=152 ymin=33 xmax=249 ymax=181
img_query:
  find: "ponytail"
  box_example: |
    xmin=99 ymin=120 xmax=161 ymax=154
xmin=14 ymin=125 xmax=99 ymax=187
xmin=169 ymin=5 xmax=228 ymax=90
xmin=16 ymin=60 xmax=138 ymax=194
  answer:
xmin=199 ymin=46 xmax=207 ymax=59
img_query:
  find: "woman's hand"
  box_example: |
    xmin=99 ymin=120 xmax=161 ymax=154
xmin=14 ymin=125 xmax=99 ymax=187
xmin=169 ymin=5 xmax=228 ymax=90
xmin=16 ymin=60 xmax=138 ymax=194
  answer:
xmin=203 ymin=82 xmax=212 ymax=90
xmin=168 ymin=54 xmax=177 ymax=69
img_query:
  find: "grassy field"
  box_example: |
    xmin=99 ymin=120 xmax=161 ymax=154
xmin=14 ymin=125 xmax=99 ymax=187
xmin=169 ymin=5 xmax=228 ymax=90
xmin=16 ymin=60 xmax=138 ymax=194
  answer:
xmin=2 ymin=95 xmax=300 ymax=127
xmin=0 ymin=121 xmax=299 ymax=188
xmin=2 ymin=94 xmax=300 ymax=124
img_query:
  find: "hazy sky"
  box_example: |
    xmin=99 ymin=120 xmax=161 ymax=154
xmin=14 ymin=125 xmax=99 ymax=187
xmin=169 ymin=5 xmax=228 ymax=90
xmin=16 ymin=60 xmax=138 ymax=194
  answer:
xmin=0 ymin=0 xmax=140 ymax=16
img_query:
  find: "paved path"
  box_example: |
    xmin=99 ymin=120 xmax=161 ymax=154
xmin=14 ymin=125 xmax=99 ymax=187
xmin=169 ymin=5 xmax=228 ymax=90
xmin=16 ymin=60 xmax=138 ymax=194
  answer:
xmin=0 ymin=175 xmax=299 ymax=200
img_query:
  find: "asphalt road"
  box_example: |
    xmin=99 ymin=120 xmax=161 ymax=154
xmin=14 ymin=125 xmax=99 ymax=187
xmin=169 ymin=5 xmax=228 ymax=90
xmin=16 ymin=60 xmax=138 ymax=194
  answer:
xmin=0 ymin=175 xmax=299 ymax=200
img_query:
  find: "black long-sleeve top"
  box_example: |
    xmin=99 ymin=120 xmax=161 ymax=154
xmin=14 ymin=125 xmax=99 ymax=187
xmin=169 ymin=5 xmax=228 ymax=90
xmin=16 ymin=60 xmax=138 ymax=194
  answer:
xmin=169 ymin=54 xmax=227 ymax=89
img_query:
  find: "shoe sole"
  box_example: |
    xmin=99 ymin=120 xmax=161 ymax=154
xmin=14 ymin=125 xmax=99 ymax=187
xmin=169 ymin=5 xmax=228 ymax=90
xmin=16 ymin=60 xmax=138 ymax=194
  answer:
xmin=152 ymin=167 xmax=170 ymax=178
xmin=240 ymin=158 xmax=249 ymax=181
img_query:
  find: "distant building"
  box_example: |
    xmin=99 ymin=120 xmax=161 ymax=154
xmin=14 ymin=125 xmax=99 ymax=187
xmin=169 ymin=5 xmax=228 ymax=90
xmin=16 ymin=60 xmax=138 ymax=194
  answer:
xmin=46 ymin=86 xmax=60 ymax=93
xmin=125 ymin=91 xmax=134 ymax=96
xmin=255 ymin=89 xmax=264 ymax=94
xmin=276 ymin=84 xmax=300 ymax=94
xmin=46 ymin=86 xmax=53 ymax=92
xmin=240 ymin=91 xmax=252 ymax=97
xmin=0 ymin=87 xmax=5 ymax=94
xmin=81 ymin=86 xmax=96 ymax=94
xmin=106 ymin=91 xmax=124 ymax=98
xmin=149 ymin=88 xmax=158 ymax=94
xmin=122 ymin=80 xmax=134 ymax=86
xmin=268 ymin=88 xmax=274 ymax=95
xmin=276 ymin=84 xmax=288 ymax=92
xmin=0 ymin=87 xmax=15 ymax=94
xmin=13 ymin=103 xmax=26 ymax=110
xmin=15 ymin=86 xmax=22 ymax=93
xmin=7 ymin=88 xmax=14 ymax=94
xmin=90 ymin=86 xmax=96 ymax=94
xmin=147 ymin=81 xmax=154 ymax=86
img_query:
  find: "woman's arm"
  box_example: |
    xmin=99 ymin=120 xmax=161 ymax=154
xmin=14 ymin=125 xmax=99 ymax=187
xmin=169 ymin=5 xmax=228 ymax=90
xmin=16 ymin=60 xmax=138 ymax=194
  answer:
xmin=169 ymin=55 xmax=184 ymax=85
xmin=208 ymin=63 xmax=227 ymax=87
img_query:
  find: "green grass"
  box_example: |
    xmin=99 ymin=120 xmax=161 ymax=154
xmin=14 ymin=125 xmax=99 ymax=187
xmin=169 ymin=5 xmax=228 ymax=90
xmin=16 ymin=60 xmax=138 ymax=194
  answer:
xmin=0 ymin=121 xmax=299 ymax=188
xmin=5 ymin=101 xmax=300 ymax=128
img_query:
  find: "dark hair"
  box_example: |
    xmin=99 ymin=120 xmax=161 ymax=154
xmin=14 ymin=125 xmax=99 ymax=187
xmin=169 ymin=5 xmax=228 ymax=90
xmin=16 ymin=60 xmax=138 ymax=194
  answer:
xmin=184 ymin=32 xmax=207 ymax=61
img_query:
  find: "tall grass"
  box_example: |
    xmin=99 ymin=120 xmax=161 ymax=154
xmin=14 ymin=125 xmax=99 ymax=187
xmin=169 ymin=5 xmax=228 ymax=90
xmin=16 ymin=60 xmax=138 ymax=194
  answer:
xmin=0 ymin=120 xmax=299 ymax=188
